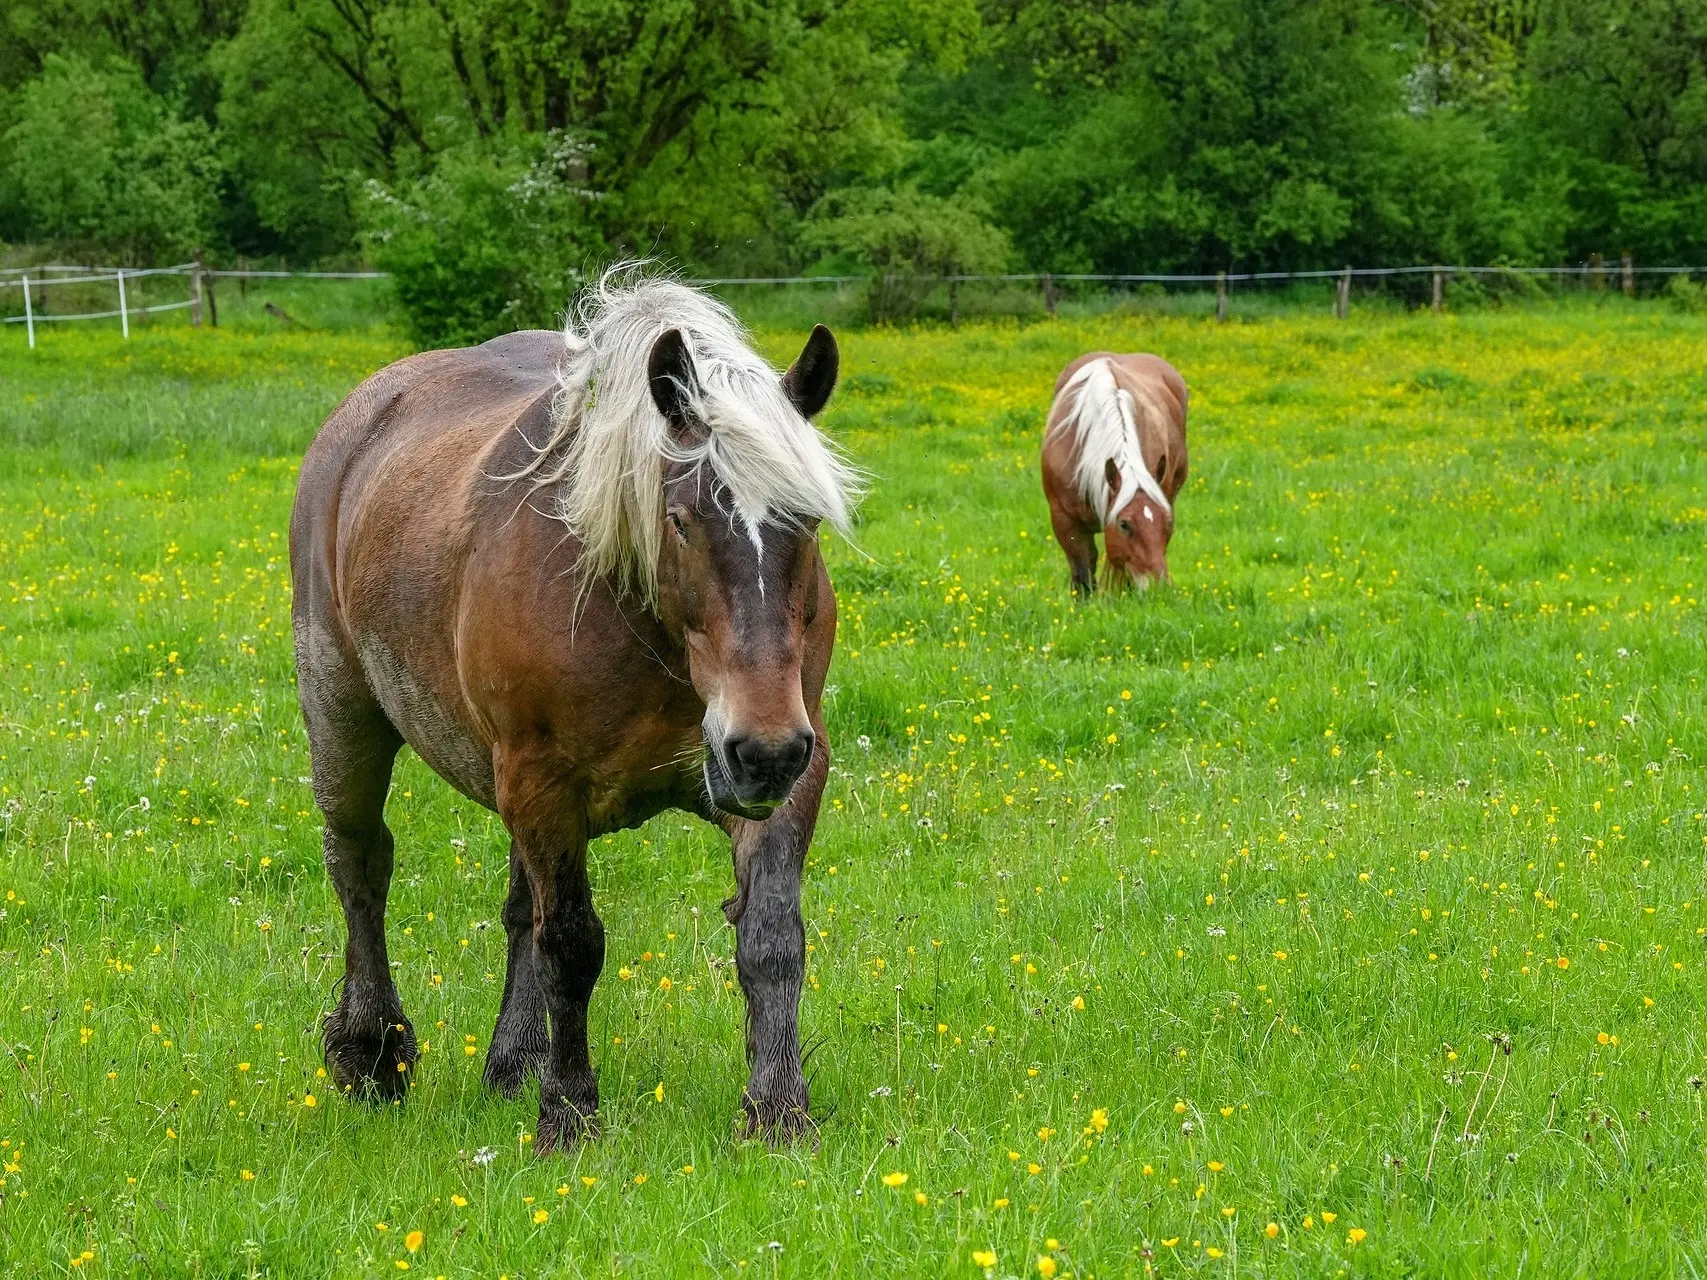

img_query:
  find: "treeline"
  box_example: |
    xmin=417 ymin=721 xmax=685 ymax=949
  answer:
xmin=2 ymin=0 xmax=1704 ymax=342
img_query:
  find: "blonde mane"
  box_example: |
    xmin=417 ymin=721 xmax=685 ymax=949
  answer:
xmin=518 ymin=265 xmax=860 ymax=602
xmin=1051 ymin=358 xmax=1171 ymax=524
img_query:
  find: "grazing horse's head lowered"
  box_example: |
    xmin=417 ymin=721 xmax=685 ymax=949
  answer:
xmin=292 ymin=267 xmax=858 ymax=1149
xmin=1040 ymin=353 xmax=1189 ymax=595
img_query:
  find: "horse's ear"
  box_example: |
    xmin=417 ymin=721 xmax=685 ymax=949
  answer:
xmin=648 ymin=328 xmax=700 ymax=425
xmin=1105 ymin=458 xmax=1121 ymax=491
xmin=782 ymin=324 xmax=838 ymax=419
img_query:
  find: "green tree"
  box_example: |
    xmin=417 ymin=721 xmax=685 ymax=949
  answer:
xmin=1526 ymin=0 xmax=1707 ymax=260
xmin=960 ymin=0 xmax=1409 ymax=271
xmin=3 ymin=55 xmax=221 ymax=259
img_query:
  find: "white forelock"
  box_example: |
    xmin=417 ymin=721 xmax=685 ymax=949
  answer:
xmin=515 ymin=263 xmax=860 ymax=601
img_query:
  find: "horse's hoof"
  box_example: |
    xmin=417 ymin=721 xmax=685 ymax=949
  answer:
xmin=741 ymin=1100 xmax=816 ymax=1148
xmin=535 ymin=1077 xmax=600 ymax=1153
xmin=323 ymin=1005 xmax=416 ymax=1101
xmin=535 ymin=1106 xmax=599 ymax=1154
xmin=483 ymin=1046 xmax=547 ymax=1099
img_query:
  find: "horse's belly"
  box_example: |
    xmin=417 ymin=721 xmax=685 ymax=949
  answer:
xmin=357 ymin=634 xmax=497 ymax=808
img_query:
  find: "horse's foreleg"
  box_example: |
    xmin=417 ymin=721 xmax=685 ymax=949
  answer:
xmin=310 ymin=715 xmax=415 ymax=1100
xmin=724 ymin=715 xmax=827 ymax=1142
xmin=1049 ymin=503 xmax=1098 ymax=596
xmin=484 ymin=842 xmax=549 ymax=1097
xmin=505 ymin=800 xmax=602 ymax=1152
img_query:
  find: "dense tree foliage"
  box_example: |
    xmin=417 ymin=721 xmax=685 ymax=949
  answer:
xmin=2 ymin=0 xmax=1702 ymax=335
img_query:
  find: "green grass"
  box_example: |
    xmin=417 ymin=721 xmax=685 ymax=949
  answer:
xmin=1 ymin=302 xmax=1704 ymax=1277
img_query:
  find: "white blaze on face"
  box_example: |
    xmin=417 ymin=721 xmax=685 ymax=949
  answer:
xmin=731 ymin=510 xmax=766 ymax=599
xmin=1143 ymin=505 xmax=1154 ymax=522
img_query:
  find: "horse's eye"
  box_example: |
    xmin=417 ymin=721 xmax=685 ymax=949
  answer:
xmin=666 ymin=510 xmax=689 ymax=544
xmin=1118 ymin=519 xmax=1134 ymax=535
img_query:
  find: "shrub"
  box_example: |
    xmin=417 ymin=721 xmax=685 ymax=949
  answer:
xmin=801 ymin=186 xmax=1009 ymax=323
xmin=362 ymin=134 xmax=608 ymax=348
xmin=1667 ymin=274 xmax=1707 ymax=313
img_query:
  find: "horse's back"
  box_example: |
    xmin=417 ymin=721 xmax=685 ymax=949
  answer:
xmin=1051 ymin=351 xmax=1186 ymax=414
xmin=1042 ymin=351 xmax=1189 ymax=511
xmin=297 ymin=331 xmax=561 ymax=512
xmin=290 ymin=330 xmax=567 ymax=809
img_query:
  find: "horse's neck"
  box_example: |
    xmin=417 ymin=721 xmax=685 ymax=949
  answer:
xmin=1107 ymin=365 xmax=1167 ymax=478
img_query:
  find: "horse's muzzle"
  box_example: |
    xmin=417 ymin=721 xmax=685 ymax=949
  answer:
xmin=706 ymin=727 xmax=814 ymax=819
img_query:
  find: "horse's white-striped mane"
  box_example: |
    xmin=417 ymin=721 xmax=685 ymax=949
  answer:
xmin=521 ymin=264 xmax=860 ymax=602
xmin=1051 ymin=358 xmax=1172 ymax=525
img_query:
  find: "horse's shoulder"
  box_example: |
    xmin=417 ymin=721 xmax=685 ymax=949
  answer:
xmin=1111 ymin=355 xmax=1187 ymax=420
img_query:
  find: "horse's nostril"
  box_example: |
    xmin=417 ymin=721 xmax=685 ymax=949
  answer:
xmin=780 ymin=728 xmax=814 ymax=775
xmin=727 ymin=729 xmax=814 ymax=791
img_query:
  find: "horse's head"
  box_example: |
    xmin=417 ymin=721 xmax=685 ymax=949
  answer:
xmin=648 ymin=324 xmax=840 ymax=819
xmin=1100 ymin=456 xmax=1172 ymax=589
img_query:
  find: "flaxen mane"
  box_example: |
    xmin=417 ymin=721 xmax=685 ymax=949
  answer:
xmin=518 ymin=265 xmax=860 ymax=601
xmin=1051 ymin=358 xmax=1172 ymax=524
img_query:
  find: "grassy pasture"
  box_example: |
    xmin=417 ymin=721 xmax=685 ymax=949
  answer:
xmin=0 ymin=302 xmax=1704 ymax=1277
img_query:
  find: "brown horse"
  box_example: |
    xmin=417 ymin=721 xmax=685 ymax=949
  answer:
xmin=1040 ymin=352 xmax=1188 ymax=593
xmin=289 ymin=271 xmax=857 ymax=1148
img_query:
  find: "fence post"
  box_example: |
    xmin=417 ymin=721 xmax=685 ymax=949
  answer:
xmin=1216 ymin=271 xmax=1228 ymax=322
xmin=1041 ymin=273 xmax=1056 ymax=316
xmin=23 ymin=274 xmax=35 ymax=350
xmin=1335 ymin=265 xmax=1351 ymax=319
xmin=1621 ymin=253 xmax=1634 ymax=297
xmin=1588 ymin=253 xmax=1604 ymax=292
xmin=950 ymin=278 xmax=959 ymax=328
xmin=118 ymin=269 xmax=129 ymax=340
xmin=205 ymin=270 xmax=218 ymax=328
xmin=191 ymin=258 xmax=204 ymax=327
xmin=1432 ymin=268 xmax=1443 ymax=315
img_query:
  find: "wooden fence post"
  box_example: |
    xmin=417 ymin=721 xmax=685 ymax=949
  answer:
xmin=1432 ymin=268 xmax=1443 ymax=315
xmin=1621 ymin=253 xmax=1634 ymax=297
xmin=191 ymin=258 xmax=204 ymax=327
xmin=1588 ymin=252 xmax=1604 ymax=292
xmin=1335 ymin=266 xmax=1351 ymax=319
xmin=1041 ymin=273 xmax=1057 ymax=316
xmin=118 ymin=269 xmax=129 ymax=340
xmin=1216 ymin=271 xmax=1228 ymax=322
xmin=950 ymin=278 xmax=959 ymax=328
xmin=205 ymin=270 xmax=218 ymax=328
xmin=23 ymin=274 xmax=35 ymax=350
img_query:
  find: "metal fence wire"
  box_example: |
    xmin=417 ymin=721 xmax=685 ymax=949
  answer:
xmin=3 ymin=257 xmax=1702 ymax=345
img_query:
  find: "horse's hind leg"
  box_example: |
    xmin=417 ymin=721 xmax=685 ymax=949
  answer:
xmin=484 ymin=841 xmax=549 ymax=1096
xmin=301 ymin=654 xmax=416 ymax=1099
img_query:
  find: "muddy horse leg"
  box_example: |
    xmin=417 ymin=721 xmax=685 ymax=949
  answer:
xmin=723 ymin=717 xmax=827 ymax=1140
xmin=503 ymin=795 xmax=602 ymax=1150
xmin=307 ymin=705 xmax=416 ymax=1098
xmin=484 ymin=841 xmax=549 ymax=1096
xmin=1049 ymin=504 xmax=1098 ymax=596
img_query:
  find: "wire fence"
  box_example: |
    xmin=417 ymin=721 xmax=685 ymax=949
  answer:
xmin=693 ymin=263 xmax=1706 ymax=285
xmin=3 ymin=257 xmax=1703 ymax=343
xmin=0 ymin=262 xmax=392 ymax=347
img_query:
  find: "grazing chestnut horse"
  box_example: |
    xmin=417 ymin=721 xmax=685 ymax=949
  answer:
xmin=1041 ymin=353 xmax=1188 ymax=593
xmin=290 ymin=272 xmax=857 ymax=1147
